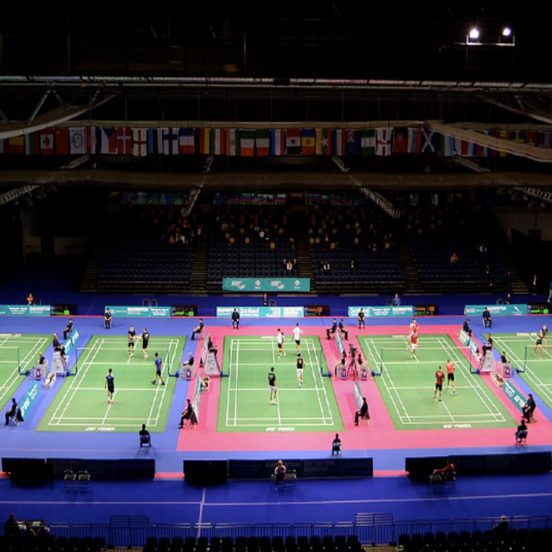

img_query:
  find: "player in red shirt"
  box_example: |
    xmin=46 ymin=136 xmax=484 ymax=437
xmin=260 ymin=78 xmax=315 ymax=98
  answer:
xmin=409 ymin=331 xmax=419 ymax=359
xmin=445 ymin=359 xmax=456 ymax=394
xmin=434 ymin=365 xmax=445 ymax=401
xmin=409 ymin=318 xmax=418 ymax=336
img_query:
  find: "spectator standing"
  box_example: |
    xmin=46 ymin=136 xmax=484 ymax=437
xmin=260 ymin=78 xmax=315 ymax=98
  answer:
xmin=231 ymin=308 xmax=240 ymax=329
xmin=104 ymin=308 xmax=112 ymax=329
xmin=357 ymin=308 xmax=365 ymax=329
xmin=332 ymin=433 xmax=342 ymax=456
xmin=482 ymin=307 xmax=492 ymax=329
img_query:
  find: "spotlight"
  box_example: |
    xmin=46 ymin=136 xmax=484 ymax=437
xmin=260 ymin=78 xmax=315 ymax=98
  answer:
xmin=501 ymin=26 xmax=512 ymax=37
xmin=468 ymin=27 xmax=480 ymax=41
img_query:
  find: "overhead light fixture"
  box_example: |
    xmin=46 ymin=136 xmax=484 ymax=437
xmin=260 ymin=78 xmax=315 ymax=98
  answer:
xmin=501 ymin=26 xmax=512 ymax=38
xmin=467 ymin=27 xmax=480 ymax=43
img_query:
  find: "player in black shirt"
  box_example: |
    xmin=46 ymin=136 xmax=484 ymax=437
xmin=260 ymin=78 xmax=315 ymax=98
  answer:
xmin=128 ymin=326 xmax=137 ymax=357
xmin=296 ymin=354 xmax=304 ymax=387
xmin=141 ymin=328 xmax=151 ymax=359
xmin=268 ymin=367 xmax=277 ymax=404
xmin=105 ymin=369 xmax=115 ymax=404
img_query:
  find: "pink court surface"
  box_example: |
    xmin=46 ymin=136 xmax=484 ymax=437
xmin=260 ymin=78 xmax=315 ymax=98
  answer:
xmin=176 ymin=323 xmax=552 ymax=453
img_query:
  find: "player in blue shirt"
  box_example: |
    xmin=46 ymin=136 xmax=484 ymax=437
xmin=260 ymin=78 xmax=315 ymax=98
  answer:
xmin=151 ymin=352 xmax=166 ymax=386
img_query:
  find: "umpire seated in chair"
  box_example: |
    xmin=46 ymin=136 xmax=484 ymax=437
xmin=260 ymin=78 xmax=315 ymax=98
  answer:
xmin=139 ymin=424 xmax=151 ymax=447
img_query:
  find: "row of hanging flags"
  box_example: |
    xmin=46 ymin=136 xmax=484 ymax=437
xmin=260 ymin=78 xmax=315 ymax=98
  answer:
xmin=1 ymin=126 xmax=551 ymax=158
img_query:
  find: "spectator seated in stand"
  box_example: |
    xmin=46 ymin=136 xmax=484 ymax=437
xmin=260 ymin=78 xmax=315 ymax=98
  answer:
xmin=429 ymin=462 xmax=456 ymax=483
xmin=482 ymin=307 xmax=492 ymax=329
xmin=139 ymin=424 xmax=151 ymax=447
xmin=515 ymin=419 xmax=528 ymax=444
xmin=273 ymin=460 xmax=287 ymax=485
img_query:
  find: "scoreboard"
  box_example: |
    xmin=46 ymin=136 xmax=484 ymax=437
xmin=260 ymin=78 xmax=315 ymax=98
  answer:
xmin=414 ymin=304 xmax=439 ymax=316
xmin=529 ymin=303 xmax=551 ymax=315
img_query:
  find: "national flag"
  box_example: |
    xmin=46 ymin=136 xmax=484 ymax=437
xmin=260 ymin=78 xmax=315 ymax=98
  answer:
xmin=392 ymin=127 xmax=408 ymax=154
xmin=538 ymin=131 xmax=552 ymax=148
xmin=332 ymin=129 xmax=346 ymax=156
xmin=100 ymin=127 xmax=117 ymax=154
xmin=40 ymin=128 xmax=55 ymax=155
xmin=255 ymin=129 xmax=270 ymax=157
xmin=226 ymin=129 xmax=238 ymax=156
xmin=421 ymin=127 xmax=436 ymax=153
xmin=510 ymin=130 xmax=525 ymax=144
xmin=376 ymin=128 xmax=393 ymax=156
xmin=7 ymin=135 xmax=24 ymax=154
xmin=55 ymin=128 xmax=69 ymax=155
xmin=346 ymin=129 xmax=361 ymax=156
xmin=361 ymin=129 xmax=376 ymax=156
xmin=198 ymin=128 xmax=211 ymax=154
xmin=407 ymin=127 xmax=422 ymax=153
xmin=315 ymin=128 xmax=332 ymax=155
xmin=147 ymin=129 xmax=157 ymax=154
xmin=87 ymin=127 xmax=100 ymax=154
xmin=524 ymin=130 xmax=538 ymax=146
xmin=301 ymin=128 xmax=316 ymax=155
xmin=239 ymin=129 xmax=255 ymax=157
xmin=270 ymin=129 xmax=284 ymax=156
xmin=157 ymin=127 xmax=179 ymax=155
xmin=132 ymin=129 xmax=147 ymax=157
xmin=25 ymin=133 xmax=39 ymax=155
xmin=210 ymin=128 xmax=226 ymax=155
xmin=179 ymin=128 xmax=196 ymax=154
xmin=116 ymin=127 xmax=132 ymax=155
xmin=285 ymin=128 xmax=301 ymax=155
xmin=492 ymin=129 xmax=509 ymax=157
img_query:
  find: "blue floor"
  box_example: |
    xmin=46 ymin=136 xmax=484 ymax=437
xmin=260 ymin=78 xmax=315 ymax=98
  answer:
xmin=0 ymin=274 xmax=551 ymax=530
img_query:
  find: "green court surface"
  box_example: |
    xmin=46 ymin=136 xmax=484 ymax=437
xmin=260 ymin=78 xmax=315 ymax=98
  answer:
xmin=217 ymin=335 xmax=343 ymax=432
xmin=37 ymin=335 xmax=185 ymax=432
xmin=358 ymin=334 xmax=515 ymax=431
xmin=0 ymin=333 xmax=49 ymax=409
xmin=492 ymin=332 xmax=552 ymax=411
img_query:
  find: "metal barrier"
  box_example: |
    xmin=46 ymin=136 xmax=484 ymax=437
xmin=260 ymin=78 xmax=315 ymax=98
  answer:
xmin=36 ymin=515 xmax=552 ymax=547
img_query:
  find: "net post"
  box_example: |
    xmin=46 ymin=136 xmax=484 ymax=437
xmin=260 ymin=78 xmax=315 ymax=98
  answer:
xmin=379 ymin=347 xmax=384 ymax=375
xmin=524 ymin=344 xmax=528 ymax=372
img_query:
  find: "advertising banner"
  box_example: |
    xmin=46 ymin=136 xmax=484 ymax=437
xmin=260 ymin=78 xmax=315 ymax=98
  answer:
xmin=105 ymin=306 xmax=171 ymax=318
xmin=216 ymin=306 xmax=304 ymax=318
xmin=464 ymin=304 xmax=528 ymax=316
xmin=348 ymin=306 xmax=414 ymax=318
xmin=222 ymin=278 xmax=310 ymax=292
xmin=0 ymin=305 xmax=51 ymax=316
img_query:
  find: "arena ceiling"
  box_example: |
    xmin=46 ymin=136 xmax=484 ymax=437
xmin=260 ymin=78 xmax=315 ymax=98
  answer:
xmin=1 ymin=2 xmax=552 ymax=194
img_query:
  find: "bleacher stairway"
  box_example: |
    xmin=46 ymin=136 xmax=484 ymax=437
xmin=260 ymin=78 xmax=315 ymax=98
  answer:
xmin=288 ymin=206 xmax=315 ymax=293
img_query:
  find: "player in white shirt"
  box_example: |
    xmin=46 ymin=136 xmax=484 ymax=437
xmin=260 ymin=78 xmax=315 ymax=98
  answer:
xmin=276 ymin=329 xmax=285 ymax=357
xmin=292 ymin=323 xmax=303 ymax=352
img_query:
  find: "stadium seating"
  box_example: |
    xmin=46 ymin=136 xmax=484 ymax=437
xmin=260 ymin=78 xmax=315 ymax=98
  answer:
xmin=206 ymin=206 xmax=298 ymax=287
